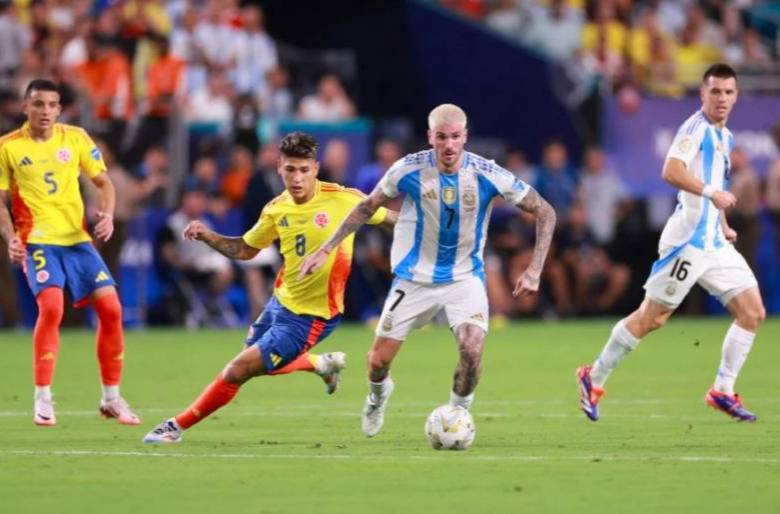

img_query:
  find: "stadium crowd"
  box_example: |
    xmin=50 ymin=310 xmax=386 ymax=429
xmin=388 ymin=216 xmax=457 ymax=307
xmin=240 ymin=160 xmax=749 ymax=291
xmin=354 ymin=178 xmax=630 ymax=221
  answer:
xmin=0 ymin=0 xmax=778 ymax=328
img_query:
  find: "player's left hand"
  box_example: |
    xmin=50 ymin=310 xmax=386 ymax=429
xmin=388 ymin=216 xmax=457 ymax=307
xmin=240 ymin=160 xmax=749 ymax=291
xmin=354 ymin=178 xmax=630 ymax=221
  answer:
xmin=512 ymin=271 xmax=540 ymax=297
xmin=299 ymin=247 xmax=330 ymax=279
xmin=94 ymin=211 xmax=114 ymax=242
xmin=724 ymin=226 xmax=738 ymax=243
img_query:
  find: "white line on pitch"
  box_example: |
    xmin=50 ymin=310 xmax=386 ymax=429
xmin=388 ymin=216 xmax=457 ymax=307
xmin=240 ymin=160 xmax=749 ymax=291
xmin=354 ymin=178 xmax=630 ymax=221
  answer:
xmin=1 ymin=449 xmax=777 ymax=465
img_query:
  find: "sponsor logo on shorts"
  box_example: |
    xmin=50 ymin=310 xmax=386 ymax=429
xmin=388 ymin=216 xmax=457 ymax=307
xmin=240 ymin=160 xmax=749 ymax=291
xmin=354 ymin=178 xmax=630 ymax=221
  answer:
xmin=381 ymin=314 xmax=393 ymax=332
xmin=470 ymin=313 xmax=486 ymax=322
xmin=270 ymin=353 xmax=283 ymax=367
xmin=665 ymin=283 xmax=677 ymax=296
xmin=442 ymin=186 xmax=457 ymax=205
xmin=314 ymin=212 xmax=329 ymax=228
xmin=56 ymin=148 xmax=71 ymax=163
xmin=36 ymin=270 xmax=50 ymax=283
xmin=95 ymin=271 xmax=110 ymax=282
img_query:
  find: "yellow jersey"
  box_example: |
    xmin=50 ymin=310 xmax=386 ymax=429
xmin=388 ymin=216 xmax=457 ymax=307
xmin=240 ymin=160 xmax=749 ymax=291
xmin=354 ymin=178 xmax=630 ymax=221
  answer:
xmin=0 ymin=122 xmax=107 ymax=245
xmin=243 ymin=180 xmax=388 ymax=319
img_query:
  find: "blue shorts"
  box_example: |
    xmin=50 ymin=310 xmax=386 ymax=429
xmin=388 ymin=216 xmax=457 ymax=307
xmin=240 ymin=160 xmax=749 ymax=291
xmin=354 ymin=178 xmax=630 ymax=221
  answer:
xmin=24 ymin=242 xmax=115 ymax=306
xmin=245 ymin=297 xmax=341 ymax=372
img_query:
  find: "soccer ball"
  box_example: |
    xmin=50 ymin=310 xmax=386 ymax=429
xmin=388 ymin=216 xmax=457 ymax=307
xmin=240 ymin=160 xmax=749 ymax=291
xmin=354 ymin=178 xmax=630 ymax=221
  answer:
xmin=424 ymin=405 xmax=476 ymax=451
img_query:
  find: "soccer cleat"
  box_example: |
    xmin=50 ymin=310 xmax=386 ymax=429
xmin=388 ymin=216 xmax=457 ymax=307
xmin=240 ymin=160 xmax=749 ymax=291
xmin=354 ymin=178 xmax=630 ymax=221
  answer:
xmin=361 ymin=377 xmax=395 ymax=437
xmin=34 ymin=398 xmax=56 ymax=426
xmin=99 ymin=397 xmax=141 ymax=425
xmin=705 ymin=389 xmax=757 ymax=422
xmin=576 ymin=365 xmax=605 ymax=421
xmin=143 ymin=418 xmax=183 ymax=444
xmin=315 ymin=352 xmax=347 ymax=395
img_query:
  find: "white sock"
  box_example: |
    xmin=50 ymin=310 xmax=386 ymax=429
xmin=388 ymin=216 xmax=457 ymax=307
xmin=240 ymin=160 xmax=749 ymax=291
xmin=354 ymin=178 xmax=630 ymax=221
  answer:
xmin=713 ymin=323 xmax=755 ymax=395
xmin=102 ymin=385 xmax=120 ymax=402
xmin=449 ymin=390 xmax=475 ymax=410
xmin=590 ymin=319 xmax=640 ymax=388
xmin=368 ymin=377 xmax=390 ymax=405
xmin=34 ymin=386 xmax=52 ymax=402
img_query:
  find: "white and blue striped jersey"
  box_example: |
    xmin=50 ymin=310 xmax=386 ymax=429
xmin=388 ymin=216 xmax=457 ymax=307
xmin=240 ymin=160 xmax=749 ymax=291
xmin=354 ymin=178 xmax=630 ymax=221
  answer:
xmin=378 ymin=149 xmax=529 ymax=284
xmin=661 ymin=110 xmax=734 ymax=252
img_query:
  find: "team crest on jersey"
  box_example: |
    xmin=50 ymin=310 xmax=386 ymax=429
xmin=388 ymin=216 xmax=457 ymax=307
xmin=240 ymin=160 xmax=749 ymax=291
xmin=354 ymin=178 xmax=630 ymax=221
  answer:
xmin=314 ymin=212 xmax=329 ymax=228
xmin=462 ymin=188 xmax=476 ymax=209
xmin=36 ymin=270 xmax=50 ymax=283
xmin=677 ymin=136 xmax=693 ymax=154
xmin=56 ymin=148 xmax=71 ymax=164
xmin=442 ymin=186 xmax=457 ymax=205
xmin=90 ymin=147 xmax=102 ymax=161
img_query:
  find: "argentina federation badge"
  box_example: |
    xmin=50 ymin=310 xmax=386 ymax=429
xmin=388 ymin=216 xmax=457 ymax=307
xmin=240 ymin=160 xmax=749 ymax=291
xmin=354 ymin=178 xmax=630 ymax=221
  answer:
xmin=665 ymin=283 xmax=677 ymax=296
xmin=442 ymin=186 xmax=457 ymax=205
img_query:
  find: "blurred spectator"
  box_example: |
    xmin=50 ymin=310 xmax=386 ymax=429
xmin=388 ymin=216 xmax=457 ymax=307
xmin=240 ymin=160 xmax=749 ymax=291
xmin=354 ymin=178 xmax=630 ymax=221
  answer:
xmin=767 ymin=124 xmax=780 ymax=254
xmin=221 ymin=145 xmax=254 ymax=206
xmin=578 ymin=145 xmax=629 ymax=245
xmin=297 ymin=73 xmax=356 ymax=122
xmin=534 ymin=139 xmax=578 ymax=220
xmin=485 ymin=0 xmax=530 ymax=43
xmin=157 ymin=187 xmax=236 ymax=327
xmin=353 ymin=139 xmax=402 ymax=194
xmin=135 ymin=146 xmax=170 ymax=209
xmin=0 ymin=235 xmax=19 ymax=327
xmin=186 ymin=69 xmax=235 ymax=135
xmin=233 ymin=93 xmax=260 ymax=153
xmin=673 ymin=19 xmax=722 ymax=89
xmin=185 ymin=156 xmax=220 ymax=195
xmin=319 ymin=138 xmax=351 ymax=184
xmin=0 ymin=88 xmax=24 ymax=134
xmin=193 ymin=0 xmax=239 ymax=72
xmin=582 ymin=1 xmax=628 ymax=62
xmin=0 ymin=2 xmax=31 ymax=85
xmin=440 ymin=0 xmax=485 ymax=20
xmin=242 ymin=141 xmax=281 ymax=231
xmin=736 ymin=28 xmax=773 ymax=70
xmin=558 ymin=202 xmax=630 ymax=314
xmin=503 ymin=148 xmax=535 ymax=185
xmin=526 ymin=0 xmax=583 ymax=61
xmin=60 ymin=15 xmax=92 ymax=69
xmin=124 ymin=0 xmax=173 ymax=100
xmin=232 ymin=5 xmax=277 ymax=96
xmin=258 ymin=66 xmax=293 ymax=120
xmin=642 ymin=0 xmax=687 ymax=38
xmin=171 ymin=7 xmax=208 ymax=93
xmin=727 ymin=146 xmax=761 ymax=269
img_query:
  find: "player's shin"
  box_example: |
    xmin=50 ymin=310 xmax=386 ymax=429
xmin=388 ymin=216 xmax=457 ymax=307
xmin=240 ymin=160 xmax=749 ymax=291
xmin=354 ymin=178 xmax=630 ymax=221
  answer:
xmin=174 ymin=372 xmax=241 ymax=429
xmin=33 ymin=288 xmax=64 ymax=391
xmin=713 ymin=323 xmax=755 ymax=394
xmin=94 ymin=293 xmax=124 ymax=397
xmin=590 ymin=319 xmax=640 ymax=388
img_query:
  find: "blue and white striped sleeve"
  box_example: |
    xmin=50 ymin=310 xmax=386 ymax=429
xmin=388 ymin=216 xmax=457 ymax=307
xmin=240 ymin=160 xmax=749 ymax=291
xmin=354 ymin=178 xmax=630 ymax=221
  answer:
xmin=489 ymin=163 xmax=530 ymax=205
xmin=666 ymin=117 xmax=707 ymax=168
xmin=377 ymin=158 xmax=407 ymax=198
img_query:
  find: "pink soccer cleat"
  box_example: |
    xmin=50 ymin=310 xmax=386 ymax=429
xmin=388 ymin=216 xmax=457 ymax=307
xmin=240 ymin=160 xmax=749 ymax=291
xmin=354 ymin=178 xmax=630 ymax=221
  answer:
xmin=99 ymin=397 xmax=141 ymax=425
xmin=34 ymin=397 xmax=56 ymax=426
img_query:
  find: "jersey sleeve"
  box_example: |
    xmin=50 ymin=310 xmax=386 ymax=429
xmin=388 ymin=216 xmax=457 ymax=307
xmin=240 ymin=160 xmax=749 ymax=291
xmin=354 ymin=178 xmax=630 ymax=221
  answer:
xmin=0 ymin=147 xmax=10 ymax=191
xmin=76 ymin=130 xmax=108 ymax=178
xmin=666 ymin=122 xmax=706 ymax=168
xmin=489 ymin=162 xmax=530 ymax=205
xmin=376 ymin=158 xmax=407 ymax=198
xmin=242 ymin=205 xmax=278 ymax=249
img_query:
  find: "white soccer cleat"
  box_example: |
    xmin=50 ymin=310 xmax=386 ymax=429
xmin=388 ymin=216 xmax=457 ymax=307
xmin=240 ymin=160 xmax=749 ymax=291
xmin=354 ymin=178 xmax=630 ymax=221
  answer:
xmin=315 ymin=352 xmax=347 ymax=395
xmin=99 ymin=397 xmax=141 ymax=425
xmin=34 ymin=397 xmax=56 ymax=426
xmin=361 ymin=378 xmax=395 ymax=437
xmin=143 ymin=418 xmax=183 ymax=444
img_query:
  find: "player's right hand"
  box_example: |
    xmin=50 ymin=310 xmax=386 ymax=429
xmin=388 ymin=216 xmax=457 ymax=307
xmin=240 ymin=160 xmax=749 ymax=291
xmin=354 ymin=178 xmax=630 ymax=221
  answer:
xmin=711 ymin=190 xmax=736 ymax=210
xmin=182 ymin=220 xmax=208 ymax=241
xmin=8 ymin=236 xmax=25 ymax=264
xmin=299 ymin=247 xmax=330 ymax=279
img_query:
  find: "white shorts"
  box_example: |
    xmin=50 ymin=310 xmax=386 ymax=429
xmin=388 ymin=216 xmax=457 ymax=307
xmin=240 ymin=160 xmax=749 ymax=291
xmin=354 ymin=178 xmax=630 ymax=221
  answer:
xmin=644 ymin=243 xmax=757 ymax=309
xmin=375 ymin=276 xmax=489 ymax=341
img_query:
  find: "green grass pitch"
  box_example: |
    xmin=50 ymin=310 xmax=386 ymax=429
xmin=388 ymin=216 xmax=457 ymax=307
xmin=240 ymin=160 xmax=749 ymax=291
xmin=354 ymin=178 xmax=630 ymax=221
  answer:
xmin=1 ymin=318 xmax=779 ymax=514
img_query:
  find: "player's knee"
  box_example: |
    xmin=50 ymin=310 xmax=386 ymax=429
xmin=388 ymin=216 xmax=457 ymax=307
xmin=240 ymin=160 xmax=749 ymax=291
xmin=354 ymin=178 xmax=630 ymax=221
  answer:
xmin=222 ymin=361 xmax=250 ymax=384
xmin=36 ymin=288 xmax=64 ymax=322
xmin=95 ymin=294 xmax=122 ymax=324
xmin=737 ymin=305 xmax=765 ymax=331
xmin=366 ymin=348 xmax=390 ymax=372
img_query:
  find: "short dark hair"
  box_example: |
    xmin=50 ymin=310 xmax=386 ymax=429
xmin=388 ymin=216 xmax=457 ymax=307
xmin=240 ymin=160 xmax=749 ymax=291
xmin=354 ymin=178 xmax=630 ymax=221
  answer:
xmin=279 ymin=132 xmax=318 ymax=159
xmin=702 ymin=64 xmax=737 ymax=83
xmin=24 ymin=79 xmax=60 ymax=99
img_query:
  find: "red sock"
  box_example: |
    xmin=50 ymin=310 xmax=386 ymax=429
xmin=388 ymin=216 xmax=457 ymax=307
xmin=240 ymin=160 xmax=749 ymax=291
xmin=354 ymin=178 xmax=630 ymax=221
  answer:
xmin=269 ymin=352 xmax=316 ymax=375
xmin=33 ymin=288 xmax=64 ymax=386
xmin=93 ymin=293 xmax=124 ymax=386
xmin=175 ymin=373 xmax=241 ymax=429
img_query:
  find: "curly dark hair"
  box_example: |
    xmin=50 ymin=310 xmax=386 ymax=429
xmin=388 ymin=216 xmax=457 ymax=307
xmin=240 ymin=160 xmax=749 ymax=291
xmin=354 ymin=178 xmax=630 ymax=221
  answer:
xmin=279 ymin=132 xmax=318 ymax=159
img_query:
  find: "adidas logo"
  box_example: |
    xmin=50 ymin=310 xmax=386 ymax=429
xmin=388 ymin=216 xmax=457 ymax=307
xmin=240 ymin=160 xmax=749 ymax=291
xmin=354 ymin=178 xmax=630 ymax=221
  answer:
xmin=470 ymin=313 xmax=485 ymax=322
xmin=40 ymin=351 xmax=56 ymax=361
xmin=422 ymin=189 xmax=438 ymax=200
xmin=95 ymin=271 xmax=109 ymax=282
xmin=19 ymin=156 xmax=33 ymax=166
xmin=278 ymin=216 xmax=289 ymax=227
xmin=270 ymin=353 xmax=282 ymax=366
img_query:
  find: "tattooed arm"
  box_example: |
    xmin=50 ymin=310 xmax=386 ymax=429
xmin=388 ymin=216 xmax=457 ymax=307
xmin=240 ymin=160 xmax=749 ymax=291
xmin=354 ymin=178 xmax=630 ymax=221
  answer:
xmin=512 ymin=188 xmax=556 ymax=297
xmin=182 ymin=220 xmax=260 ymax=260
xmin=299 ymin=187 xmax=391 ymax=277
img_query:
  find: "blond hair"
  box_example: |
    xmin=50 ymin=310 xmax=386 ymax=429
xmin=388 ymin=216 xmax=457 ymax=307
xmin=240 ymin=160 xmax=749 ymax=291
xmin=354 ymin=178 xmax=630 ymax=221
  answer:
xmin=428 ymin=104 xmax=467 ymax=130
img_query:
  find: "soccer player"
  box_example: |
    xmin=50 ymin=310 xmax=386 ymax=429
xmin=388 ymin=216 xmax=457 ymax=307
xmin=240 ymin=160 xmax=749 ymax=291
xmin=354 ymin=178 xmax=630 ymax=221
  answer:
xmin=300 ymin=104 xmax=557 ymax=437
xmin=576 ymin=64 xmax=766 ymax=422
xmin=0 ymin=79 xmax=139 ymax=426
xmin=143 ymin=132 xmax=396 ymax=443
